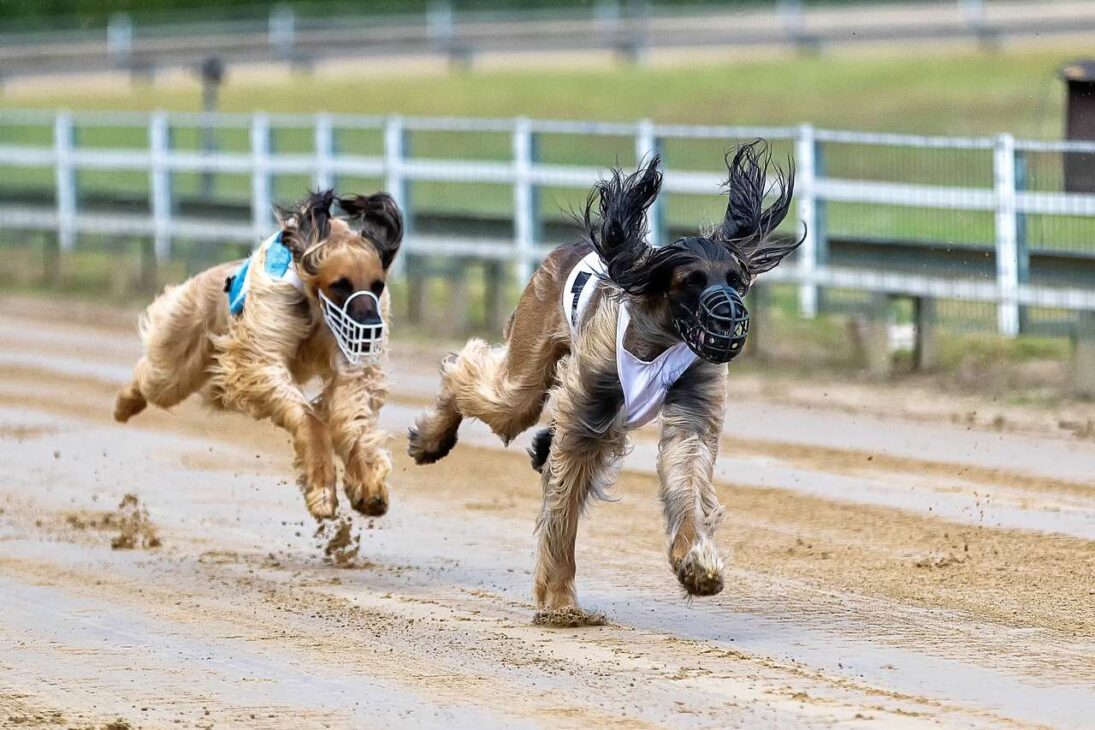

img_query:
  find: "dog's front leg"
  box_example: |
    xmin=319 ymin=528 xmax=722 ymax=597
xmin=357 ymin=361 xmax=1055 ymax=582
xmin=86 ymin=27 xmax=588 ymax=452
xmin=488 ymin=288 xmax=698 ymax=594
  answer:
xmin=658 ymin=363 xmax=728 ymax=597
xmin=533 ymin=356 xmax=627 ymax=613
xmin=218 ymin=355 xmax=338 ymax=521
xmin=322 ymin=366 xmax=391 ymax=517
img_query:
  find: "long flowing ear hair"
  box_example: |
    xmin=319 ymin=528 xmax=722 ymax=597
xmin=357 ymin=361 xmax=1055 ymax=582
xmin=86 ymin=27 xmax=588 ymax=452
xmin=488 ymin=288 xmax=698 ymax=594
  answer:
xmin=339 ymin=192 xmax=404 ymax=269
xmin=715 ymin=140 xmax=805 ymax=275
xmin=274 ymin=189 xmax=336 ymax=260
xmin=582 ymin=155 xmax=667 ymax=294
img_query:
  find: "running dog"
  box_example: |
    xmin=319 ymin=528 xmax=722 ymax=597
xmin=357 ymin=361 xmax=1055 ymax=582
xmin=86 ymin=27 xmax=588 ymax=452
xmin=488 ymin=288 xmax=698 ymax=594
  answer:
xmin=408 ymin=142 xmax=802 ymax=615
xmin=114 ymin=190 xmax=403 ymax=521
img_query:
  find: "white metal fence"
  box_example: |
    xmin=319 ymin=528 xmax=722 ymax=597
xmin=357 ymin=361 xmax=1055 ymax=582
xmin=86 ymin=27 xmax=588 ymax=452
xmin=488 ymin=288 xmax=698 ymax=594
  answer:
xmin=1 ymin=109 xmax=1095 ymax=336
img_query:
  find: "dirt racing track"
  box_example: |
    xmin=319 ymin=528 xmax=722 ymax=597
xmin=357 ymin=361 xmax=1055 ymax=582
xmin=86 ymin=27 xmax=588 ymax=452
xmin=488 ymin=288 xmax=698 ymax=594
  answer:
xmin=0 ymin=300 xmax=1093 ymax=729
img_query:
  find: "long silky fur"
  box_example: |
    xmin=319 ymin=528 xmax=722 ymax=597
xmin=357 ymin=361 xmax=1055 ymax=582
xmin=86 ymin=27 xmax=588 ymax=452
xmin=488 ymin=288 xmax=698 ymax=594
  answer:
xmin=116 ymin=189 xmax=399 ymax=521
xmin=716 ymin=140 xmax=806 ymax=275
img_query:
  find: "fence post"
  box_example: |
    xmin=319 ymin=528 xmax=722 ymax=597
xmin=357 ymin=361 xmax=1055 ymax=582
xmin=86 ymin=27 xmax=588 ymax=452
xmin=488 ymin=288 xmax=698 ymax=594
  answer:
xmin=269 ymin=5 xmax=296 ymax=61
xmin=313 ymin=113 xmax=335 ymax=191
xmin=795 ymin=123 xmax=819 ymax=318
xmin=149 ymin=111 xmax=173 ymax=265
xmin=1014 ymin=149 xmax=1030 ymax=332
xmin=250 ymin=113 xmax=273 ymax=241
xmin=106 ymin=13 xmax=133 ymax=69
xmin=386 ymin=116 xmax=411 ymax=279
xmin=994 ymin=133 xmax=1020 ymax=337
xmin=635 ymin=119 xmax=664 ymax=246
xmin=53 ymin=112 xmax=76 ymax=252
xmin=513 ymin=117 xmax=539 ymax=286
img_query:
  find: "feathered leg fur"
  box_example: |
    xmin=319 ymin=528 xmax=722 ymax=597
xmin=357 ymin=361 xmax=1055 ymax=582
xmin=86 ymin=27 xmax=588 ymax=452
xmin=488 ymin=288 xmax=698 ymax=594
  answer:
xmin=658 ymin=363 xmax=727 ymax=596
xmin=209 ymin=263 xmax=338 ymax=521
xmin=321 ymin=362 xmax=391 ymax=517
xmin=533 ymin=302 xmax=628 ymax=610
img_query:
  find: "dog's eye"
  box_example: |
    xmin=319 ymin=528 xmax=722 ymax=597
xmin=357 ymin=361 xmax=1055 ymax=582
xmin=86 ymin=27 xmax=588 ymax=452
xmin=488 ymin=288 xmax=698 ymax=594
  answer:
xmin=726 ymin=272 xmax=746 ymax=294
xmin=330 ymin=278 xmax=353 ymax=296
xmin=683 ymin=271 xmax=707 ymax=290
xmin=370 ymin=280 xmax=385 ymax=297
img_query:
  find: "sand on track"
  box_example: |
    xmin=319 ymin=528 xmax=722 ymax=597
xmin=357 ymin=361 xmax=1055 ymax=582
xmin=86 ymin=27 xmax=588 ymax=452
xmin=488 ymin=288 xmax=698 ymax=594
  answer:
xmin=0 ymin=301 xmax=1093 ymax=728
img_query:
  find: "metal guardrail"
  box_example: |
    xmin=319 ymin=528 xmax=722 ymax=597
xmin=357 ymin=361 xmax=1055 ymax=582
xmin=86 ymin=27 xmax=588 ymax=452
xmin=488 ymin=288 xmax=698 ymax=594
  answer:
xmin=1 ymin=1 xmax=1093 ymax=79
xmin=1 ymin=109 xmax=1095 ymax=336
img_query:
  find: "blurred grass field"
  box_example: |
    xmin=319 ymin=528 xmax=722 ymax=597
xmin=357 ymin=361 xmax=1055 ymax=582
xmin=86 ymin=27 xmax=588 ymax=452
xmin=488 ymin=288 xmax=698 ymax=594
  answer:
xmin=0 ymin=45 xmax=1076 ymax=137
xmin=2 ymin=43 xmax=1092 ymax=252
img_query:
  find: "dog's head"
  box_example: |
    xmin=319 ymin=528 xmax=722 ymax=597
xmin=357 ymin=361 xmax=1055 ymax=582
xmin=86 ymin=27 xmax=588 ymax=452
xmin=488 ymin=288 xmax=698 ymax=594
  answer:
xmin=583 ymin=142 xmax=804 ymax=363
xmin=275 ymin=189 xmax=403 ymax=326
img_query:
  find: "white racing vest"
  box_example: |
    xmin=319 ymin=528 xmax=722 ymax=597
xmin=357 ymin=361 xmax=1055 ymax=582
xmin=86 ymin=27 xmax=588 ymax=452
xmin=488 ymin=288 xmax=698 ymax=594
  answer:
xmin=562 ymin=251 xmax=698 ymax=429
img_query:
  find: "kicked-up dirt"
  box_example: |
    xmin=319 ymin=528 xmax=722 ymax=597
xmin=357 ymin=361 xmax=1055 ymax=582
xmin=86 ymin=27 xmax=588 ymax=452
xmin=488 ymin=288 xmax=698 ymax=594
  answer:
xmin=0 ymin=301 xmax=1093 ymax=728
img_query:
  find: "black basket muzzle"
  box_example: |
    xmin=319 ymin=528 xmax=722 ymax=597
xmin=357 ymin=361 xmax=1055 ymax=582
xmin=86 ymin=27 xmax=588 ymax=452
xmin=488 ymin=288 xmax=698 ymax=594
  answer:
xmin=675 ymin=285 xmax=750 ymax=364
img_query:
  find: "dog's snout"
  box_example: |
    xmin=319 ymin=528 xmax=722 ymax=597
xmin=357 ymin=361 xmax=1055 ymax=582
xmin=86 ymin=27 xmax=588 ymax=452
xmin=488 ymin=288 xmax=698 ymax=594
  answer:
xmin=347 ymin=294 xmax=381 ymax=325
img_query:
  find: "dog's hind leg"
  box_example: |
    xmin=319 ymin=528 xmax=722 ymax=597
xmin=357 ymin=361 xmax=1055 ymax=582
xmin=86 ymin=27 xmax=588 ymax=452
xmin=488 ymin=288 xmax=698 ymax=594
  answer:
xmin=115 ymin=270 xmax=229 ymax=422
xmin=113 ymin=368 xmax=148 ymax=423
xmin=408 ymin=336 xmax=560 ymax=464
xmin=322 ymin=366 xmax=391 ymax=517
xmin=657 ymin=363 xmax=728 ymax=597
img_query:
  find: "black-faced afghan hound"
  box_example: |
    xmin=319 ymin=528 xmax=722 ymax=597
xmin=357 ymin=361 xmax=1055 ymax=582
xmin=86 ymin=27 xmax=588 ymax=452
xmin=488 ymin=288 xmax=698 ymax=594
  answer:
xmin=408 ymin=141 xmax=803 ymax=620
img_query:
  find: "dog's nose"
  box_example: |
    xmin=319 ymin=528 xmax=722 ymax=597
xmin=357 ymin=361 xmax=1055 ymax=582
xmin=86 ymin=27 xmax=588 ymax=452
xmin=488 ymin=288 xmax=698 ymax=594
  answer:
xmin=347 ymin=295 xmax=381 ymax=325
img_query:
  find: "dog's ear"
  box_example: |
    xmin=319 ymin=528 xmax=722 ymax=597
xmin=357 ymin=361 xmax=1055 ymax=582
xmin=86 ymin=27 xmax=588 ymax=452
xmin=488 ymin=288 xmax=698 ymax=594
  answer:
xmin=339 ymin=192 xmax=404 ymax=270
xmin=715 ymin=141 xmax=805 ymax=275
xmin=583 ymin=155 xmax=663 ymax=294
xmin=275 ymin=189 xmax=336 ymax=261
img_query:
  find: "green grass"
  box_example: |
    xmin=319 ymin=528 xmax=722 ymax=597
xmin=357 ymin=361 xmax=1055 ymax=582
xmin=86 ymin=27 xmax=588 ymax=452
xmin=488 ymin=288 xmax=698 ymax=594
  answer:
xmin=0 ymin=45 xmax=1077 ymax=136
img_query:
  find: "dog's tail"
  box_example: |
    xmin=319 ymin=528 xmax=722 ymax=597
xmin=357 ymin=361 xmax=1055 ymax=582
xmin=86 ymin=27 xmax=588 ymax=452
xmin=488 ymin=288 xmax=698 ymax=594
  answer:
xmin=716 ymin=140 xmax=804 ymax=275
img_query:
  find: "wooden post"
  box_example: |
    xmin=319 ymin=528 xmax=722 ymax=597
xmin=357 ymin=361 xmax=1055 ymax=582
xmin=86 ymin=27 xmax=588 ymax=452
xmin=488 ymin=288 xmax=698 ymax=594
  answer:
xmin=1072 ymin=311 xmax=1095 ymax=397
xmin=795 ymin=123 xmax=819 ymax=318
xmin=745 ymin=281 xmax=771 ymax=360
xmin=449 ymin=259 xmax=471 ymax=336
xmin=405 ymin=255 xmax=428 ymax=327
xmin=250 ymin=113 xmax=274 ymax=240
xmin=635 ymin=119 xmax=664 ymax=246
xmin=852 ymin=293 xmax=892 ymax=378
xmin=513 ymin=118 xmax=539 ymax=286
xmin=41 ymin=231 xmax=60 ymax=288
xmin=994 ymin=133 xmax=1020 ymax=337
xmin=913 ymin=296 xmax=939 ymax=371
xmin=139 ymin=236 xmax=158 ymax=294
xmin=483 ymin=260 xmax=508 ymax=336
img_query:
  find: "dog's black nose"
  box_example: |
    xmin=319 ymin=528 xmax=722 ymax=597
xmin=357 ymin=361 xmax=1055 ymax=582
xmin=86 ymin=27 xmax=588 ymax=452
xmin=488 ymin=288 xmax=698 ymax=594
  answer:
xmin=347 ymin=295 xmax=382 ymax=325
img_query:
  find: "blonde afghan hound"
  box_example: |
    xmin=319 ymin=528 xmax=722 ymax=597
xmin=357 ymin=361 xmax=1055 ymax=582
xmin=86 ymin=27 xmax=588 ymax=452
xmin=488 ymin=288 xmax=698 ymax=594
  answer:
xmin=409 ymin=142 xmax=803 ymax=618
xmin=114 ymin=190 xmax=403 ymax=521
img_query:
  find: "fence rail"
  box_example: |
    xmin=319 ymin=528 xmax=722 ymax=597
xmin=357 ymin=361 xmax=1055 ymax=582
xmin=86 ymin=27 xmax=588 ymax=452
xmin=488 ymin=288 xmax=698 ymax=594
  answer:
xmin=1 ymin=109 xmax=1095 ymax=337
xmin=2 ymin=2 xmax=1093 ymax=80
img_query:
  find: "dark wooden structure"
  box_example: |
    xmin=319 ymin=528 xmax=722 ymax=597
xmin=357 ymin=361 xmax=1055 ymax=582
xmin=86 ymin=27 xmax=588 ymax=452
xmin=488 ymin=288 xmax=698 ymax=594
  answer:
xmin=1062 ymin=60 xmax=1095 ymax=193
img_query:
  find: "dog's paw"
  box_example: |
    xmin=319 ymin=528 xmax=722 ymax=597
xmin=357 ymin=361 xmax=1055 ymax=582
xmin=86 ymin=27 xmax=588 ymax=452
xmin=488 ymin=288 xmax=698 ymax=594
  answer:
xmin=406 ymin=423 xmax=458 ymax=465
xmin=528 ymin=427 xmax=553 ymax=473
xmin=113 ymin=390 xmax=146 ymax=423
xmin=675 ymin=541 xmax=725 ymax=597
xmin=303 ymin=484 xmax=338 ymax=522
xmin=345 ymin=481 xmax=389 ymax=517
xmin=532 ymin=606 xmax=607 ymax=628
